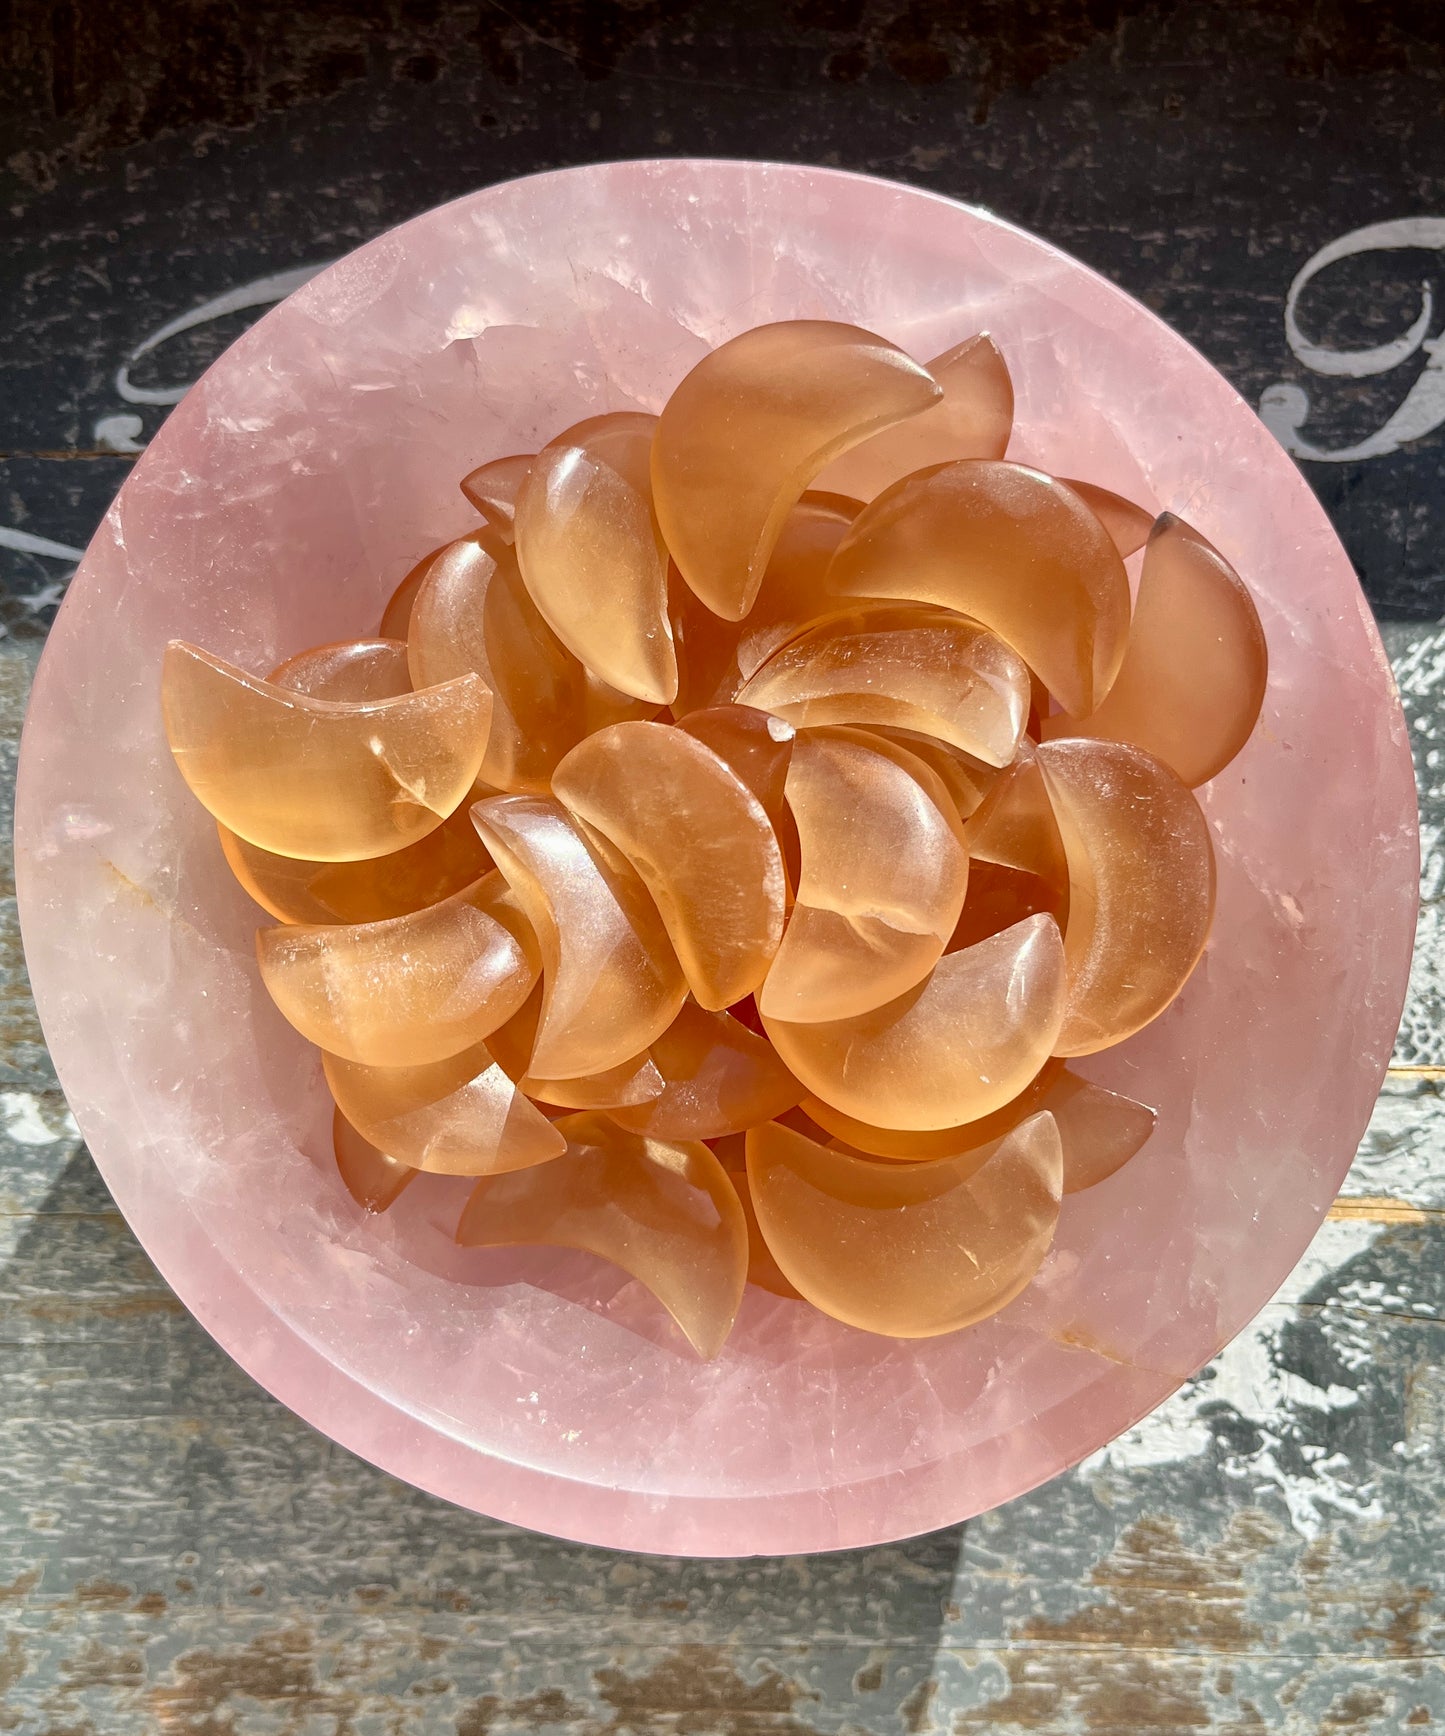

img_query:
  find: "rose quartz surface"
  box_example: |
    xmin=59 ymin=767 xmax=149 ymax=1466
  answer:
xmin=14 ymin=161 xmax=1418 ymax=1557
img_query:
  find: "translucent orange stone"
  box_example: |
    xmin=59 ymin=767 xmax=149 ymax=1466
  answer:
xmin=815 ymin=334 xmax=1014 ymax=500
xmin=269 ymin=638 xmax=412 ymax=699
xmin=1042 ymin=515 xmax=1269 ymax=787
xmin=736 ymin=604 xmax=1030 ymax=766
xmin=745 ymin=1113 xmax=1063 ymax=1337
xmin=456 ymin=1112 xmax=748 ymax=1360
xmin=551 ymin=722 xmax=786 ymax=1010
xmin=256 ymin=870 xmax=539 ymax=1067
xmin=333 ymin=1105 xmax=416 ymax=1212
xmin=827 ymin=460 xmax=1131 ymax=718
xmin=487 ymin=982 xmax=666 ymax=1109
xmin=460 ymin=452 xmax=533 ymax=540
xmin=761 ymin=727 xmax=969 ymax=1022
xmin=674 ymin=705 xmax=795 ymax=832
xmin=671 ymin=494 xmax=858 ymax=713
xmin=854 ymin=726 xmax=997 ymax=821
xmin=606 ymin=1001 xmax=802 ymax=1140
xmin=513 ymin=412 xmax=676 ymax=705
xmin=324 ymin=1039 xmax=566 ymax=1176
xmin=217 ymin=639 xmax=492 ymax=924
xmin=220 ymin=806 xmax=492 ymax=927
xmin=161 ymin=641 xmax=491 ymax=862
xmin=713 ymin=1149 xmax=803 ymax=1300
xmin=962 ymin=740 xmax=1068 ymax=886
xmin=654 ymin=320 xmax=941 ymax=620
xmin=472 ymin=794 xmax=687 ymax=1079
xmin=947 ymin=862 xmax=1066 ymax=953
xmin=378 ymin=547 xmax=441 ymax=639
xmin=407 ymin=530 xmax=653 ymax=795
xmin=1048 ymin=1071 xmax=1157 ymax=1193
xmin=801 ymin=1060 xmax=1066 ymax=1160
xmin=1059 ymin=479 xmax=1154 ymax=559
xmin=762 ymin=913 xmax=1066 ymax=1130
xmin=1037 ymin=738 xmax=1216 ymax=1056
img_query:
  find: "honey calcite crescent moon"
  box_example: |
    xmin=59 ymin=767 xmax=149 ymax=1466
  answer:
xmin=324 ymin=1039 xmax=566 ymax=1176
xmin=737 ymin=605 xmax=1030 ymax=767
xmin=606 ymin=1001 xmax=802 ymax=1140
xmin=1043 ymin=515 xmax=1269 ymax=787
xmin=815 ymin=333 xmax=1015 ymax=501
xmin=218 ymin=639 xmax=492 ymax=924
xmin=962 ymin=739 xmax=1068 ymax=887
xmin=514 ymin=413 xmax=677 ymax=705
xmin=407 ymin=530 xmax=654 ymax=794
xmin=256 ymin=870 xmax=539 ymax=1067
xmin=457 ymin=1113 xmax=748 ymax=1361
xmin=762 ymin=913 xmax=1066 ymax=1130
xmin=472 ymin=794 xmax=687 ymax=1080
xmin=827 ymin=460 xmax=1131 ymax=718
xmin=1059 ymin=479 xmax=1154 ymax=559
xmin=161 ymin=641 xmax=491 ymax=862
xmin=761 ymin=727 xmax=969 ymax=1022
xmin=674 ymin=705 xmax=795 ymax=832
xmin=745 ymin=1114 xmax=1063 ymax=1337
xmin=653 ymin=320 xmax=941 ymax=620
xmin=460 ymin=452 xmax=533 ymax=540
xmin=1038 ymin=737 xmax=1216 ymax=1057
xmin=552 ymin=722 xmax=786 ymax=1011
xmin=490 ymin=983 xmax=666 ymax=1110
xmin=333 ymin=1106 xmax=417 ymax=1213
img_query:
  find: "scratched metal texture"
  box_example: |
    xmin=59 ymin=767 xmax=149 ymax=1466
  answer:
xmin=1 ymin=4 xmax=1442 ymax=1732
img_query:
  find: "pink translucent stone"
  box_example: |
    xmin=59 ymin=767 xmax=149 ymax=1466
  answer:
xmin=1043 ymin=514 xmax=1269 ymax=787
xmin=815 ymin=333 xmax=1015 ymax=500
xmin=457 ymin=1113 xmax=748 ymax=1360
xmin=746 ymin=1114 xmax=1063 ymax=1337
xmin=654 ymin=320 xmax=941 ymax=619
xmin=827 ymin=461 xmax=1131 ymax=718
xmin=15 ymin=163 xmax=1416 ymax=1558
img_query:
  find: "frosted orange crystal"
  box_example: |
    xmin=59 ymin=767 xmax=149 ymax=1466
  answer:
xmin=1059 ymin=479 xmax=1154 ymax=559
xmin=1047 ymin=1071 xmax=1157 ymax=1193
xmin=378 ymin=548 xmax=438 ymax=639
xmin=713 ymin=1147 xmax=803 ymax=1300
xmin=607 ymin=1001 xmax=802 ymax=1140
xmin=552 ymin=722 xmax=786 ymax=1010
xmin=218 ymin=638 xmax=492 ymax=924
xmin=514 ymin=413 xmax=676 ymax=704
xmin=457 ymin=1113 xmax=748 ymax=1360
xmin=674 ymin=705 xmax=795 ymax=832
xmin=460 ymin=452 xmax=533 ymax=540
xmin=472 ymin=794 xmax=687 ymax=1079
xmin=333 ymin=1106 xmax=416 ymax=1212
xmin=746 ymin=1114 xmax=1063 ymax=1336
xmin=762 ymin=913 xmax=1066 ymax=1130
xmin=1037 ymin=738 xmax=1216 ymax=1056
xmin=737 ymin=604 xmax=1031 ymax=767
xmin=407 ymin=530 xmax=653 ymax=794
xmin=324 ymin=1039 xmax=566 ymax=1175
xmin=855 ymin=726 xmax=996 ymax=820
xmin=827 ymin=461 xmax=1131 ymax=718
xmin=161 ymin=641 xmax=491 ymax=862
xmin=1043 ymin=515 xmax=1268 ymax=787
xmin=488 ymin=983 xmax=665 ymax=1109
xmin=800 ymin=1060 xmax=1065 ymax=1161
xmin=653 ymin=320 xmax=941 ymax=620
xmin=947 ymin=862 xmax=1065 ymax=953
xmin=962 ymin=739 xmax=1068 ymax=887
xmin=671 ymin=493 xmax=859 ymax=713
xmin=256 ymin=870 xmax=539 ymax=1068
xmin=816 ymin=334 xmax=1015 ymax=500
xmin=761 ymin=727 xmax=969 ymax=1022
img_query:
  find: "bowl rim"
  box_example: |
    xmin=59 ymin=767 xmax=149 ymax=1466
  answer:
xmin=14 ymin=156 xmax=1419 ymax=1557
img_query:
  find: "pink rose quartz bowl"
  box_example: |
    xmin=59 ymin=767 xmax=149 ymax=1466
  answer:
xmin=14 ymin=160 xmax=1418 ymax=1557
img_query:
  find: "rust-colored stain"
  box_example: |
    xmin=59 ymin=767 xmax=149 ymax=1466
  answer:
xmin=592 ymin=1645 xmax=824 ymax=1736
xmin=1328 ymin=1195 xmax=1435 ymax=1224
xmin=1323 ymin=1683 xmax=1390 ymax=1727
xmin=1352 ymin=1584 xmax=1438 ymax=1658
xmin=100 ymin=857 xmax=159 ymax=911
xmin=459 ymin=1686 xmax=590 ymax=1734
xmin=146 ymin=1625 xmax=362 ymax=1736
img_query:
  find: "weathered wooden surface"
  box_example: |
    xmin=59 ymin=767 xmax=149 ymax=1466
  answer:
xmin=2 ymin=5 xmax=1443 ymax=1731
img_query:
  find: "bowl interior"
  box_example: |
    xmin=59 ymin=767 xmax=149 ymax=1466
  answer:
xmin=14 ymin=160 xmax=1418 ymax=1555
